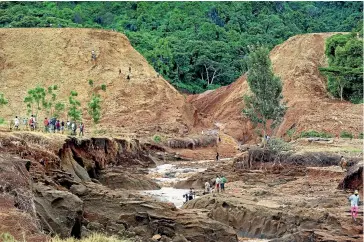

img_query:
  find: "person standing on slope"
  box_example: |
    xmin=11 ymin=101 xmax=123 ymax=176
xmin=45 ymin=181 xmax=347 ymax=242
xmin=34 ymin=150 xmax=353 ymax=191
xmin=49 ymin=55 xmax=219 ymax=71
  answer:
xmin=91 ymin=50 xmax=97 ymax=61
xmin=71 ymin=122 xmax=76 ymax=135
xmin=14 ymin=116 xmax=20 ymax=130
xmin=79 ymin=123 xmax=84 ymax=137
xmin=61 ymin=120 xmax=65 ymax=134
xmin=339 ymin=156 xmax=348 ymax=171
xmin=43 ymin=118 xmax=49 ymax=133
xmin=349 ymin=190 xmax=360 ymax=222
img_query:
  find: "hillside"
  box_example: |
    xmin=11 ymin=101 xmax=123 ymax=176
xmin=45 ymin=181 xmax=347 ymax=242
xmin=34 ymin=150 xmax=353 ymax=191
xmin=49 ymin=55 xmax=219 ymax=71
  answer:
xmin=188 ymin=33 xmax=363 ymax=142
xmin=0 ymin=28 xmax=196 ymax=136
xmin=1 ymin=2 xmax=362 ymax=93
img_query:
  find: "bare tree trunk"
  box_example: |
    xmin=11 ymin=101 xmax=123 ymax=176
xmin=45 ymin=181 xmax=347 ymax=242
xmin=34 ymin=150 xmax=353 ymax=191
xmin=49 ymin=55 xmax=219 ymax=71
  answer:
xmin=340 ymin=85 xmax=344 ymax=101
xmin=204 ymin=64 xmax=210 ymax=85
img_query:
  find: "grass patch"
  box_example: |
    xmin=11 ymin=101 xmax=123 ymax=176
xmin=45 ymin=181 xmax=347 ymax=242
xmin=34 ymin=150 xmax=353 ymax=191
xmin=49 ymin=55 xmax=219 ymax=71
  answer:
xmin=153 ymin=134 xmax=162 ymax=143
xmin=340 ymin=131 xmax=353 ymax=139
xmin=300 ymin=130 xmax=333 ymax=138
xmin=358 ymin=132 xmax=363 ymax=139
xmin=267 ymin=138 xmax=293 ymax=152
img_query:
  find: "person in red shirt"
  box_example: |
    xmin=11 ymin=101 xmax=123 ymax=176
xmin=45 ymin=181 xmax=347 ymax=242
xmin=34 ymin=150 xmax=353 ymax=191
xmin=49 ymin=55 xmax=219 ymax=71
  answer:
xmin=43 ymin=118 xmax=49 ymax=133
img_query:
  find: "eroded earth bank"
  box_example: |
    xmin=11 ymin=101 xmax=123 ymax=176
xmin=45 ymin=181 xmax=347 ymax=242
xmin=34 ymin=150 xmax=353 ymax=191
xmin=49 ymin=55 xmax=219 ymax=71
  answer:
xmin=0 ymin=131 xmax=362 ymax=242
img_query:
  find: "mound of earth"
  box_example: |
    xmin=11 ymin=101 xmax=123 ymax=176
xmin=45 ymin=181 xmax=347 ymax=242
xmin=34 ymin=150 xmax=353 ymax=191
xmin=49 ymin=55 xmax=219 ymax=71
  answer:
xmin=188 ymin=33 xmax=363 ymax=142
xmin=0 ymin=28 xmax=198 ymax=137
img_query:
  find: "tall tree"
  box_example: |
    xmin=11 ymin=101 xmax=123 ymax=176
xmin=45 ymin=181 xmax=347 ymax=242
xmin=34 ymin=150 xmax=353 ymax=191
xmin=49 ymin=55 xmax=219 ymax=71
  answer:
xmin=0 ymin=93 xmax=8 ymax=107
xmin=0 ymin=93 xmax=8 ymax=120
xmin=88 ymin=94 xmax=101 ymax=125
xmin=24 ymin=86 xmax=46 ymax=118
xmin=242 ymin=47 xmax=286 ymax=137
xmin=68 ymin=90 xmax=82 ymax=122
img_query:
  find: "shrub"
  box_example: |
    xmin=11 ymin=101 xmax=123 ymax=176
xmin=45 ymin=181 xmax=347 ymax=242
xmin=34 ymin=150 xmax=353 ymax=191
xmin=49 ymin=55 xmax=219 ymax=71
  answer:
xmin=0 ymin=233 xmax=17 ymax=242
xmin=340 ymin=131 xmax=353 ymax=139
xmin=88 ymin=79 xmax=94 ymax=87
xmin=300 ymin=130 xmax=333 ymax=138
xmin=267 ymin=138 xmax=292 ymax=152
xmin=101 ymin=84 xmax=107 ymax=91
xmin=359 ymin=133 xmax=363 ymax=139
xmin=287 ymin=128 xmax=296 ymax=140
xmin=0 ymin=117 xmax=5 ymax=125
xmin=153 ymin=135 xmax=162 ymax=143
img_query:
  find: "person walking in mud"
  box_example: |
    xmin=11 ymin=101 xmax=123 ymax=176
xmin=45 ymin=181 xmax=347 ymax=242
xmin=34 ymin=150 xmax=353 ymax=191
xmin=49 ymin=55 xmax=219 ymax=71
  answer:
xmin=216 ymin=152 xmax=219 ymax=162
xmin=348 ymin=190 xmax=360 ymax=222
xmin=188 ymin=188 xmax=195 ymax=200
xmin=339 ymin=156 xmax=348 ymax=171
xmin=215 ymin=175 xmax=221 ymax=193
xmin=220 ymin=175 xmax=227 ymax=192
xmin=204 ymin=181 xmax=211 ymax=194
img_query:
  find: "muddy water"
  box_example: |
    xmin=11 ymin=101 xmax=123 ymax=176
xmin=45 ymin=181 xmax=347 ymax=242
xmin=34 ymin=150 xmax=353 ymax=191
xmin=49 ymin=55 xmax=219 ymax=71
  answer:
xmin=141 ymin=160 xmax=270 ymax=242
xmin=141 ymin=162 xmax=209 ymax=208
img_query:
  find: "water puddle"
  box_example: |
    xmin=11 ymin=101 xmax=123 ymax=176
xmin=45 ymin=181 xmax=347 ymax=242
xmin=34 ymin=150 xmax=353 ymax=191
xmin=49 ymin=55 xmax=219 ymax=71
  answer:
xmin=141 ymin=163 xmax=207 ymax=207
xmin=141 ymin=187 xmax=192 ymax=208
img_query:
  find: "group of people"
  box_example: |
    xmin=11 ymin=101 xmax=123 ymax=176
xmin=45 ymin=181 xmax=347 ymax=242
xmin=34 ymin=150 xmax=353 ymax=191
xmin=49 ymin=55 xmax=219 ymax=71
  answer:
xmin=12 ymin=115 xmax=84 ymax=137
xmin=203 ymin=175 xmax=227 ymax=195
xmin=43 ymin=117 xmax=84 ymax=136
xmin=12 ymin=115 xmax=37 ymax=131
xmin=183 ymin=188 xmax=196 ymax=203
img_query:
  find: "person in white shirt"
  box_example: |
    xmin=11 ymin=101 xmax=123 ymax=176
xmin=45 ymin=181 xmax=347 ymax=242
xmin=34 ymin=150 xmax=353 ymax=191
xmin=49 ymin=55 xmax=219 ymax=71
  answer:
xmin=204 ymin=181 xmax=211 ymax=194
xmin=349 ymin=190 xmax=360 ymax=222
xmin=14 ymin=116 xmax=20 ymax=130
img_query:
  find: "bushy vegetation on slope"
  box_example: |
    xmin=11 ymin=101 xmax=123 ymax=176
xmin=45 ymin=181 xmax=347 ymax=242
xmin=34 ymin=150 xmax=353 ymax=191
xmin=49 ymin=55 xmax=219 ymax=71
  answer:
xmin=0 ymin=2 xmax=362 ymax=93
xmin=320 ymin=32 xmax=363 ymax=103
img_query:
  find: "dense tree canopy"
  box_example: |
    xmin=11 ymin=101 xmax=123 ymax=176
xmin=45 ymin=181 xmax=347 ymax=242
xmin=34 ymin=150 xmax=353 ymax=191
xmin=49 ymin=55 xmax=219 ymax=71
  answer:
xmin=1 ymin=2 xmax=362 ymax=93
xmin=243 ymin=47 xmax=286 ymax=137
xmin=320 ymin=33 xmax=363 ymax=103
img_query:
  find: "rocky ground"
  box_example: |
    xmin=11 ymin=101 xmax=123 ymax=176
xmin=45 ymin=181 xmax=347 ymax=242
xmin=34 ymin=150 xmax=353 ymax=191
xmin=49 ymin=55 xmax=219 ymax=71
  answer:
xmin=0 ymin=131 xmax=238 ymax=242
xmin=0 ymin=131 xmax=362 ymax=242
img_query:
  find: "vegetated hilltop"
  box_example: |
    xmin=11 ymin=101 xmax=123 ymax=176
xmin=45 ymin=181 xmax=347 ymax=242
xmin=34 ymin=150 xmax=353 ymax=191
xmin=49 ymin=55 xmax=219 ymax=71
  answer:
xmin=188 ymin=33 xmax=363 ymax=142
xmin=1 ymin=2 xmax=362 ymax=93
xmin=0 ymin=28 xmax=196 ymax=136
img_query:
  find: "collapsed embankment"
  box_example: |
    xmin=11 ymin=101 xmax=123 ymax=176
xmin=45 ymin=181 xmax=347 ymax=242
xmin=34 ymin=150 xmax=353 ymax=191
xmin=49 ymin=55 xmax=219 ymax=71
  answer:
xmin=0 ymin=132 xmax=238 ymax=242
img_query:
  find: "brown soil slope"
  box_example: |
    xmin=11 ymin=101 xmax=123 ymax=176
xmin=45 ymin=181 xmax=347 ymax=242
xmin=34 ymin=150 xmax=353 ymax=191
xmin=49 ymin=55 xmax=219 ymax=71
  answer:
xmin=188 ymin=33 xmax=363 ymax=141
xmin=0 ymin=28 xmax=195 ymax=136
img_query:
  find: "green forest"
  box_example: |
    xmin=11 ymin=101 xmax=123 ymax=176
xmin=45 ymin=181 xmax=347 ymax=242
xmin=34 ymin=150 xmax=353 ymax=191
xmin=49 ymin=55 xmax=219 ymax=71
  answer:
xmin=0 ymin=2 xmax=362 ymax=93
xmin=320 ymin=33 xmax=363 ymax=103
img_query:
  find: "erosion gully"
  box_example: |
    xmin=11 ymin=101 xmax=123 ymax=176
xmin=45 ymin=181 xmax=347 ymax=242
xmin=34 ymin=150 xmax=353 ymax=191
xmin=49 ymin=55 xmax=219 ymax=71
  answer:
xmin=140 ymin=158 xmax=269 ymax=242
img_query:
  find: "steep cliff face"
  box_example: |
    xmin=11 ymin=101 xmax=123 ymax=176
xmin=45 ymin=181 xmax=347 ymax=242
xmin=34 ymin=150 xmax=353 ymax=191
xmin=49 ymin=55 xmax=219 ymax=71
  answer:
xmin=0 ymin=28 xmax=196 ymax=137
xmin=189 ymin=33 xmax=363 ymax=142
xmin=0 ymin=131 xmax=239 ymax=241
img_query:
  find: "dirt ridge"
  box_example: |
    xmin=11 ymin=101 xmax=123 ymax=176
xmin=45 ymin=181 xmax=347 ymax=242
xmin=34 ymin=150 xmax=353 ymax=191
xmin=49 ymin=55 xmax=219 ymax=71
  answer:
xmin=0 ymin=28 xmax=196 ymax=137
xmin=189 ymin=33 xmax=363 ymax=142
